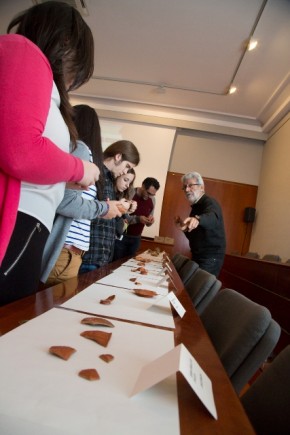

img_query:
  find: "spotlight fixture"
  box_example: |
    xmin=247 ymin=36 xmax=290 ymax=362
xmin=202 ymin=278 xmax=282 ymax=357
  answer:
xmin=247 ymin=38 xmax=258 ymax=51
xmin=228 ymin=85 xmax=237 ymax=95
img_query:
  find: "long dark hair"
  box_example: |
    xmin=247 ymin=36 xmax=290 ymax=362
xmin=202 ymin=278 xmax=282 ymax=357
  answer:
xmin=103 ymin=140 xmax=140 ymax=165
xmin=7 ymin=1 xmax=94 ymax=146
xmin=73 ymin=105 xmax=105 ymax=199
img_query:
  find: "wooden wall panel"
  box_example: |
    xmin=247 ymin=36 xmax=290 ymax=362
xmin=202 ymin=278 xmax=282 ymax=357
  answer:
xmin=220 ymin=255 xmax=290 ymax=353
xmin=159 ymin=172 xmax=258 ymax=256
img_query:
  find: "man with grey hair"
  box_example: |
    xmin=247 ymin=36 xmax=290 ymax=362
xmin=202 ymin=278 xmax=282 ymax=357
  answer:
xmin=174 ymin=171 xmax=226 ymax=277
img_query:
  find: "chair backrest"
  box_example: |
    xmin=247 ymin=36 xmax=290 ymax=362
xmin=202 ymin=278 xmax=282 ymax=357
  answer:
xmin=171 ymin=253 xmax=190 ymax=272
xmin=178 ymin=259 xmax=199 ymax=285
xmin=200 ymin=288 xmax=281 ymax=394
xmin=262 ymin=254 xmax=281 ymax=262
xmin=244 ymin=251 xmax=260 ymax=259
xmin=184 ymin=268 xmax=221 ymax=314
xmin=241 ymin=345 xmax=290 ymax=435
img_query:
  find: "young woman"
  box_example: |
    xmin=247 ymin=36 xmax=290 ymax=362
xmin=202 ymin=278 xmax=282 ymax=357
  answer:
xmin=0 ymin=2 xmax=99 ymax=305
xmin=40 ymin=105 xmax=125 ymax=286
xmin=115 ymin=168 xmax=136 ymax=201
xmin=114 ymin=168 xmax=137 ymax=241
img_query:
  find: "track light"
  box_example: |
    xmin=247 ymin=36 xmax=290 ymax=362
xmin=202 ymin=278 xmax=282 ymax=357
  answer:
xmin=228 ymin=85 xmax=237 ymax=95
xmin=247 ymin=38 xmax=258 ymax=51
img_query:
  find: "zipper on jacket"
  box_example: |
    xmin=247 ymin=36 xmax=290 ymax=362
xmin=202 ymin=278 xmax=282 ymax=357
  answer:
xmin=3 ymin=222 xmax=41 ymax=276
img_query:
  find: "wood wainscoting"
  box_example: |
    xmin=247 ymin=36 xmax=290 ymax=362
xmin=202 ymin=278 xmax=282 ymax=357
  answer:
xmin=220 ymin=254 xmax=290 ymax=354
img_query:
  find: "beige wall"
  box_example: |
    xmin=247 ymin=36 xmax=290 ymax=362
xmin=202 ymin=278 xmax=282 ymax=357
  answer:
xmin=72 ymin=96 xmax=290 ymax=261
xmin=99 ymin=118 xmax=176 ymax=238
xmin=250 ymin=115 xmax=290 ymax=261
xmin=170 ymin=129 xmax=264 ymax=185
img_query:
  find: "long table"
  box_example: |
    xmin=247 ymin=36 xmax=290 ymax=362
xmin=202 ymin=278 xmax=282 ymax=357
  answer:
xmin=0 ymin=254 xmax=255 ymax=434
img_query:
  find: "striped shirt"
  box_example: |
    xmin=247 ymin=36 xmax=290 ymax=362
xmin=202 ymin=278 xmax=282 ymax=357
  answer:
xmin=64 ymin=150 xmax=97 ymax=251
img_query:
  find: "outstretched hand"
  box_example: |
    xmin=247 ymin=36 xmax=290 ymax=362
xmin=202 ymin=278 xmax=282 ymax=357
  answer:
xmin=174 ymin=215 xmax=190 ymax=231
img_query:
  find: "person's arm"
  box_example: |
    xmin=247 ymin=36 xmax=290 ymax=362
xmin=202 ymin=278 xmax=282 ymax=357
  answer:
xmin=193 ymin=198 xmax=221 ymax=229
xmin=0 ymin=35 xmax=84 ymax=184
xmin=126 ymin=214 xmax=141 ymax=225
xmin=183 ymin=198 xmax=221 ymax=232
xmin=56 ymin=188 xmax=109 ymax=219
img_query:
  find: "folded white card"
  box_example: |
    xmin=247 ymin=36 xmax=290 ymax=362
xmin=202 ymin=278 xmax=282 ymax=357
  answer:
xmin=131 ymin=343 xmax=217 ymax=420
xmin=167 ymin=291 xmax=186 ymax=318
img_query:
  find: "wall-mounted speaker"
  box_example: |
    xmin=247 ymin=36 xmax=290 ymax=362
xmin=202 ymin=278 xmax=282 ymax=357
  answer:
xmin=244 ymin=207 xmax=256 ymax=223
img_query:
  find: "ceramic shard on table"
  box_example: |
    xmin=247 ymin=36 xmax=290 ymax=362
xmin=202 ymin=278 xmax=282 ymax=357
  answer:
xmin=0 ymin=308 xmax=178 ymax=435
xmin=61 ymin=283 xmax=175 ymax=329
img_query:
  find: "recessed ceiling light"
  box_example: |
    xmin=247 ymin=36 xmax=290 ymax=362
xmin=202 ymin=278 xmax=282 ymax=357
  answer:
xmin=228 ymin=85 xmax=237 ymax=95
xmin=248 ymin=39 xmax=258 ymax=51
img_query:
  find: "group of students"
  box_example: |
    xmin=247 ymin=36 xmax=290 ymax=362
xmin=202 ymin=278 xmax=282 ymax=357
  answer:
xmin=0 ymin=1 xmax=226 ymax=308
xmin=0 ymin=1 xmax=153 ymax=306
xmin=41 ymin=105 xmax=140 ymax=287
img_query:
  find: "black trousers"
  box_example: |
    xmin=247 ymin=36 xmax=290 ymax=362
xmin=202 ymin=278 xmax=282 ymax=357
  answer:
xmin=0 ymin=212 xmax=49 ymax=306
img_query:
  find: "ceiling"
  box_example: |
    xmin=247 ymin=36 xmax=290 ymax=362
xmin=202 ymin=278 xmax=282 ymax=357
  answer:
xmin=1 ymin=0 xmax=290 ymax=139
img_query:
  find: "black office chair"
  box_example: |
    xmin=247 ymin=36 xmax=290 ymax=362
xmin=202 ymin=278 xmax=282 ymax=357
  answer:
xmin=200 ymin=288 xmax=281 ymax=394
xmin=262 ymin=254 xmax=281 ymax=262
xmin=244 ymin=251 xmax=260 ymax=259
xmin=241 ymin=345 xmax=290 ymax=435
xmin=171 ymin=253 xmax=190 ymax=272
xmin=178 ymin=259 xmax=199 ymax=286
xmin=184 ymin=267 xmax=221 ymax=314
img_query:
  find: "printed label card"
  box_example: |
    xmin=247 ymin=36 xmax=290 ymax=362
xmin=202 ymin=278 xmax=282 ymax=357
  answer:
xmin=130 ymin=343 xmax=217 ymax=420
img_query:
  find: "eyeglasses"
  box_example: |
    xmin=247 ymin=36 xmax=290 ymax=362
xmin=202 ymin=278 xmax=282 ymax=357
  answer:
xmin=181 ymin=183 xmax=200 ymax=191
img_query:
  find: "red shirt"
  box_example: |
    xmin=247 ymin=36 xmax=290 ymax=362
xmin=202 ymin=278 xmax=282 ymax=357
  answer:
xmin=126 ymin=193 xmax=154 ymax=236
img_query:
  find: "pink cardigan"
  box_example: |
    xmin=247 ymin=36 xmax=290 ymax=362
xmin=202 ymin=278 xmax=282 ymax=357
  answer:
xmin=0 ymin=35 xmax=84 ymax=265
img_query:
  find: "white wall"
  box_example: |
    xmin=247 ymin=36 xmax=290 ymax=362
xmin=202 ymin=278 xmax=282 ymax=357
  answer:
xmin=250 ymin=116 xmax=290 ymax=261
xmin=100 ymin=118 xmax=176 ymax=237
xmin=170 ymin=129 xmax=264 ymax=185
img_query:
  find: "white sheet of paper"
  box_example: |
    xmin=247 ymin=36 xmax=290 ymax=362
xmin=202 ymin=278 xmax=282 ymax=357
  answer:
xmin=97 ymin=272 xmax=169 ymax=296
xmin=165 ymin=262 xmax=173 ymax=272
xmin=0 ymin=308 xmax=179 ymax=435
xmin=112 ymin=265 xmax=165 ymax=280
xmin=61 ymin=283 xmax=174 ymax=328
xmin=131 ymin=343 xmax=217 ymax=420
xmin=167 ymin=291 xmax=186 ymax=318
xmin=121 ymin=259 xmax=165 ymax=273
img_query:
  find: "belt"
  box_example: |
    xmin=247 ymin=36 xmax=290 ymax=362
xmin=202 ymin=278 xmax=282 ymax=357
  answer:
xmin=63 ymin=244 xmax=85 ymax=256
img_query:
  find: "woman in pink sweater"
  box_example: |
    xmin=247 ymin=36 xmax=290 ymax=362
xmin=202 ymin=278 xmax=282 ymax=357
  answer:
xmin=0 ymin=2 xmax=98 ymax=305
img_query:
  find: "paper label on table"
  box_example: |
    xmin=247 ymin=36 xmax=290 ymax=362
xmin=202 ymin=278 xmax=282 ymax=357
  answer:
xmin=130 ymin=343 xmax=217 ymax=420
xmin=165 ymin=261 xmax=173 ymax=272
xmin=167 ymin=291 xmax=186 ymax=318
xmin=156 ymin=274 xmax=168 ymax=286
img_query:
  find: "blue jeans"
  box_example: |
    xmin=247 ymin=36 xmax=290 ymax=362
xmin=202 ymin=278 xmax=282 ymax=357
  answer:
xmin=79 ymin=264 xmax=99 ymax=274
xmin=113 ymin=235 xmax=141 ymax=261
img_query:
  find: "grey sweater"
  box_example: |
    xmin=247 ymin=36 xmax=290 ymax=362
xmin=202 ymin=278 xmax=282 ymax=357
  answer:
xmin=40 ymin=141 xmax=107 ymax=283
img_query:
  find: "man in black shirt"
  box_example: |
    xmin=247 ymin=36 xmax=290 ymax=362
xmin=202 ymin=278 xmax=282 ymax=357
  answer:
xmin=174 ymin=171 xmax=226 ymax=277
